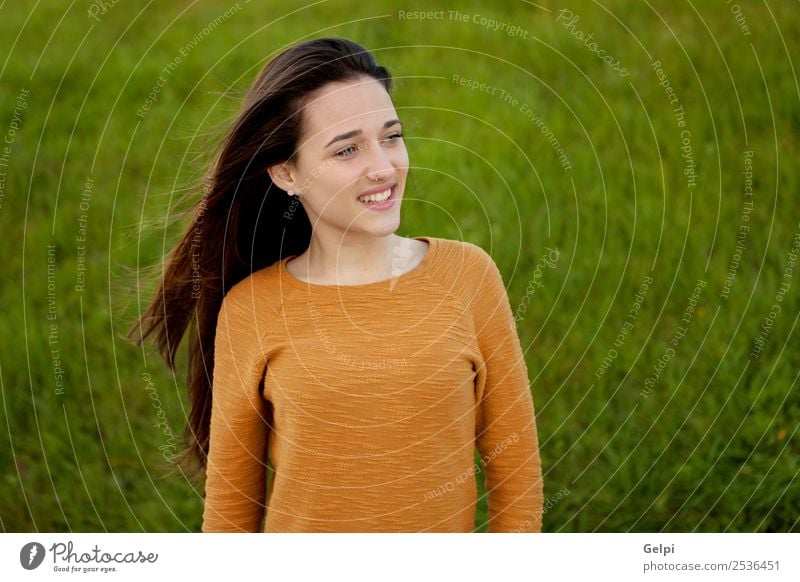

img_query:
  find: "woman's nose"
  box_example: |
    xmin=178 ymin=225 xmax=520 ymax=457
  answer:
xmin=365 ymin=148 xmax=395 ymax=181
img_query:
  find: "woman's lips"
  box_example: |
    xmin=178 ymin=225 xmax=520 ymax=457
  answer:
xmin=357 ymin=185 xmax=396 ymax=211
xmin=358 ymin=181 xmax=397 ymax=198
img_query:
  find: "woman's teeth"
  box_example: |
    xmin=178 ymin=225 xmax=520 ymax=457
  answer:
xmin=358 ymin=188 xmax=391 ymax=204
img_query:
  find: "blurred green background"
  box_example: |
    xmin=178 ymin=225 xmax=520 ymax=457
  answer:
xmin=0 ymin=0 xmax=797 ymax=532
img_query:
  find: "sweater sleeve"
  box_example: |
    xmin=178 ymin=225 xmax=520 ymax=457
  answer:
xmin=471 ymin=247 xmax=544 ymax=532
xmin=201 ymin=289 xmax=271 ymax=533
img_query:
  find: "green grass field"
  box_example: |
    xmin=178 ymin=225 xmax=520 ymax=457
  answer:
xmin=0 ymin=0 xmax=797 ymax=532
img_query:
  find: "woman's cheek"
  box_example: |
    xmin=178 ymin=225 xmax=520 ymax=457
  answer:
xmin=394 ymin=148 xmax=410 ymax=174
xmin=330 ymin=166 xmax=361 ymax=197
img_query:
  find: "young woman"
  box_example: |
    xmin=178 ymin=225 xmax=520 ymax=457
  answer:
xmin=130 ymin=37 xmax=543 ymax=533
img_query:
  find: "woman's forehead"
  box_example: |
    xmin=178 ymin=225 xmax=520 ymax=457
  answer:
xmin=302 ymin=79 xmax=395 ymax=142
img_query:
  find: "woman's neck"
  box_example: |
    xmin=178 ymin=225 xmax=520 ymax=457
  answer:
xmin=286 ymin=233 xmax=427 ymax=285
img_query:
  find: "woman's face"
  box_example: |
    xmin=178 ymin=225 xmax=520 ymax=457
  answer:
xmin=269 ymin=75 xmax=409 ymax=238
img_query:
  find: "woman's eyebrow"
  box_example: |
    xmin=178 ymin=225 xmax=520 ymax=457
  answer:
xmin=324 ymin=119 xmax=401 ymax=148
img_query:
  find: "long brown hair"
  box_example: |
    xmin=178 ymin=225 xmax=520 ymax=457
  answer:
xmin=128 ymin=37 xmax=393 ymax=479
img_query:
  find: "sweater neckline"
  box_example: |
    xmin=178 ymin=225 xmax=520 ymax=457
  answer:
xmin=278 ymin=236 xmax=437 ymax=292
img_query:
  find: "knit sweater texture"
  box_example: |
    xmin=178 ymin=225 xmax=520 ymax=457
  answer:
xmin=201 ymin=236 xmax=544 ymax=532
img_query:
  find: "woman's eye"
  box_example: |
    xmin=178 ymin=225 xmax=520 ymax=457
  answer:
xmin=334 ymin=134 xmax=402 ymax=159
xmin=335 ymin=145 xmax=358 ymax=159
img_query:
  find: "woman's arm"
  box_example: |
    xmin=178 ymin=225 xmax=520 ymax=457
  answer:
xmin=472 ymin=248 xmax=544 ymax=532
xmin=201 ymin=290 xmax=271 ymax=533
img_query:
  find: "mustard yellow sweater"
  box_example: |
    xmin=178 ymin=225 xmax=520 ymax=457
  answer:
xmin=201 ymin=236 xmax=544 ymax=532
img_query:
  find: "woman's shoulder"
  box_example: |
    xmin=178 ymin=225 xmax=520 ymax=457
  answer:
xmin=428 ymin=236 xmax=498 ymax=281
xmin=424 ymin=237 xmax=504 ymax=308
xmin=218 ymin=260 xmax=285 ymax=319
xmin=431 ymin=236 xmax=493 ymax=261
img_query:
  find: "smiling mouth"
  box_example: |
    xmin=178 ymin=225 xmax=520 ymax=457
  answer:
xmin=357 ymin=185 xmax=395 ymax=205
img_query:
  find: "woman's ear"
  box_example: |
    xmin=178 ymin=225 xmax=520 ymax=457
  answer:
xmin=266 ymin=161 xmax=298 ymax=194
